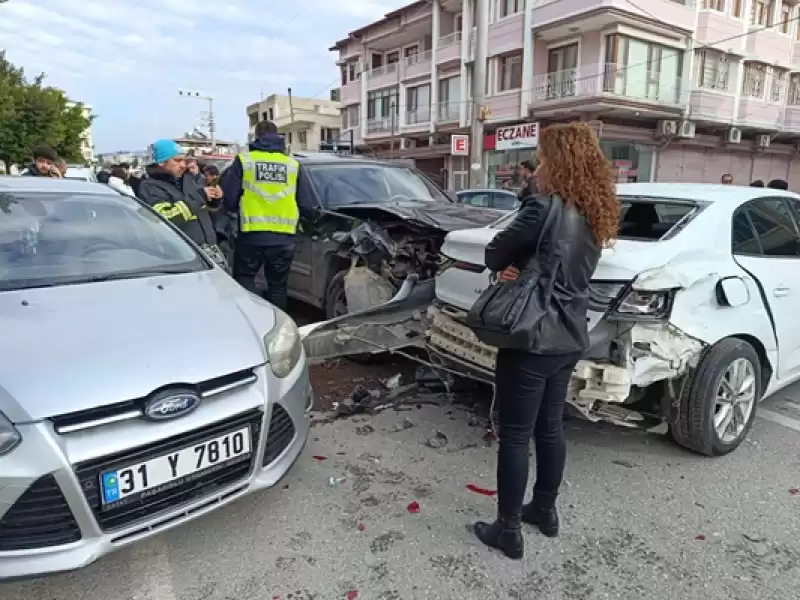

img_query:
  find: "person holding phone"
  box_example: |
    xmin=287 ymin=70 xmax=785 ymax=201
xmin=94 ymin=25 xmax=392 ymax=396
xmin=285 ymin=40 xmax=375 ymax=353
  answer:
xmin=21 ymin=146 xmax=62 ymax=178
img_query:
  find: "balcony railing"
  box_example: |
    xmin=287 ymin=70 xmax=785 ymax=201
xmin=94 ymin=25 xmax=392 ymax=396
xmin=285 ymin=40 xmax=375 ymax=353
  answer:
xmin=366 ymin=117 xmax=395 ymax=134
xmin=438 ymin=101 xmax=460 ymax=121
xmin=406 ymin=108 xmax=431 ymax=125
xmin=669 ymin=0 xmax=697 ymax=7
xmin=439 ymin=32 xmax=461 ymax=48
xmin=370 ymin=62 xmax=399 ymax=77
xmin=404 ymin=49 xmax=432 ymax=67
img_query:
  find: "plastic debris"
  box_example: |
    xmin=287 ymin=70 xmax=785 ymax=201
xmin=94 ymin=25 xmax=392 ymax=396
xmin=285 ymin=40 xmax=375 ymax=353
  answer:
xmin=392 ymin=417 xmax=415 ymax=432
xmin=414 ymin=365 xmax=448 ymax=392
xmin=312 ymin=455 xmax=327 ymax=462
xmin=357 ymin=523 xmax=366 ymax=531
xmin=694 ymin=534 xmax=706 ymax=541
xmin=466 ymin=484 xmax=497 ymax=497
xmin=482 ymin=429 xmax=498 ymax=445
xmin=425 ymin=430 xmax=448 ymax=449
xmin=407 ymin=501 xmax=421 ymax=513
xmin=346 ymin=591 xmax=359 ymax=600
xmin=611 ymin=459 xmax=639 ymax=469
xmin=328 ymin=476 xmax=346 ymax=488
xmin=384 ymin=373 xmax=402 ymax=390
xmin=790 ymin=487 xmax=798 ymax=496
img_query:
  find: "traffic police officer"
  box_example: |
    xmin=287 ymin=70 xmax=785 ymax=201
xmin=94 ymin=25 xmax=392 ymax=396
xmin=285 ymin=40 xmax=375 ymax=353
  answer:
xmin=220 ymin=120 xmax=313 ymax=309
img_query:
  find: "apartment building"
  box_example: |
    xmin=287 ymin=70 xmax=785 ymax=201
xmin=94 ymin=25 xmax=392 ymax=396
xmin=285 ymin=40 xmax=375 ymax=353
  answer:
xmin=246 ymin=94 xmax=342 ymax=153
xmin=331 ymin=0 xmax=800 ymax=189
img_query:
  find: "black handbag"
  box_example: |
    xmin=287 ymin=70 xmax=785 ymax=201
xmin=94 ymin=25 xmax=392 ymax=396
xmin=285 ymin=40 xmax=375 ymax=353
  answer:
xmin=466 ymin=195 xmax=563 ymax=350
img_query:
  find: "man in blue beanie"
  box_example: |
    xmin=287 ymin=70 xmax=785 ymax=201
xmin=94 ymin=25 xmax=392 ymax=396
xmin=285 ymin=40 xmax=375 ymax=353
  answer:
xmin=219 ymin=120 xmax=314 ymax=309
xmin=137 ymin=139 xmax=229 ymax=270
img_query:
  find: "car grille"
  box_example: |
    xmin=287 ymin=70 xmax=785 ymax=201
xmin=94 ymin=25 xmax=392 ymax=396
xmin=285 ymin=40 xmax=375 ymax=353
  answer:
xmin=0 ymin=475 xmax=82 ymax=551
xmin=262 ymin=404 xmax=296 ymax=467
xmin=74 ymin=410 xmax=263 ymax=532
xmin=50 ymin=369 xmax=258 ymax=434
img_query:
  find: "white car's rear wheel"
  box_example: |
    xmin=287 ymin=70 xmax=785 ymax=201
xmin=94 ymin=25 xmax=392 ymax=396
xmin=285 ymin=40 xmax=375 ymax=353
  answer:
xmin=670 ymin=338 xmax=761 ymax=456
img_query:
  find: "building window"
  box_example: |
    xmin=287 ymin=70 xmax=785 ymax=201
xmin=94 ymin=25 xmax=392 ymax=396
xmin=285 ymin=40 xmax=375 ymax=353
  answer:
xmin=742 ymin=62 xmax=766 ymax=98
xmin=455 ymin=13 xmax=463 ymax=31
xmin=695 ymin=49 xmax=730 ymax=91
xmin=751 ymin=0 xmax=768 ymax=25
xmin=733 ymin=0 xmax=743 ymax=17
xmin=348 ymin=105 xmax=359 ymax=126
xmin=702 ymin=0 xmax=724 ymax=10
xmin=498 ymin=53 xmax=523 ymax=91
xmin=268 ymin=108 xmax=274 ymax=120
xmin=781 ymin=2 xmax=791 ymax=33
xmin=545 ymin=43 xmax=579 ymax=98
xmin=772 ymin=68 xmax=787 ymax=101
xmin=386 ymin=51 xmax=399 ymax=65
xmin=406 ymin=84 xmax=431 ymax=124
xmin=367 ymin=88 xmax=399 ymax=120
xmin=341 ymin=109 xmax=348 ymax=130
xmin=788 ymin=74 xmax=800 ymax=105
xmin=298 ymin=131 xmax=307 ymax=146
xmin=500 ymin=0 xmax=522 ymax=17
xmin=604 ymin=34 xmax=683 ymax=103
xmin=347 ymin=60 xmax=358 ymax=82
xmin=438 ymin=76 xmax=461 ymax=120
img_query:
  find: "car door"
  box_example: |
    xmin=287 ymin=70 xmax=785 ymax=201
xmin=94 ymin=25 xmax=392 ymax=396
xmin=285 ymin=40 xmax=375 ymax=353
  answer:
xmin=733 ymin=196 xmax=800 ymax=381
xmin=287 ymin=168 xmax=314 ymax=301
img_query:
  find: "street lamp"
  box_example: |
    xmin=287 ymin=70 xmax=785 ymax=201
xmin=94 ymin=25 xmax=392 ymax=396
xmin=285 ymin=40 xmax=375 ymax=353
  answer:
xmin=178 ymin=90 xmax=216 ymax=152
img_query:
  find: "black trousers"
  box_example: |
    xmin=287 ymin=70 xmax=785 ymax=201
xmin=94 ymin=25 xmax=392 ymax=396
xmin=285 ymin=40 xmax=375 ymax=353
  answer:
xmin=494 ymin=348 xmax=582 ymax=516
xmin=233 ymin=241 xmax=295 ymax=310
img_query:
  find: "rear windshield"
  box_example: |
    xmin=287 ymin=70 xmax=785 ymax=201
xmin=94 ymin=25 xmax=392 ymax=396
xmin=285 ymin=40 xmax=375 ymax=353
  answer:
xmin=489 ymin=196 xmax=704 ymax=240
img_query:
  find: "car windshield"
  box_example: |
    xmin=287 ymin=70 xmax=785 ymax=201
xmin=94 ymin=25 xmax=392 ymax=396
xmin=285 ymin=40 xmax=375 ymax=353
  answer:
xmin=0 ymin=191 xmax=208 ymax=291
xmin=493 ymin=193 xmax=519 ymax=211
xmin=306 ymin=163 xmax=450 ymax=207
xmin=487 ymin=196 xmax=703 ymax=240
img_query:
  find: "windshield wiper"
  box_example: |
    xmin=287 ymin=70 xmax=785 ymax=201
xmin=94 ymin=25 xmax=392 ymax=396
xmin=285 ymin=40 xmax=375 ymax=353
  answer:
xmin=83 ymin=268 xmax=196 ymax=283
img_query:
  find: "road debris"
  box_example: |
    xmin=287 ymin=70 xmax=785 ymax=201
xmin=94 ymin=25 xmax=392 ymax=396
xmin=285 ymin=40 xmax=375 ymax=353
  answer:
xmin=384 ymin=373 xmax=402 ymax=390
xmin=415 ymin=365 xmax=449 ymax=392
xmin=790 ymin=487 xmax=798 ymax=496
xmin=694 ymin=534 xmax=706 ymax=541
xmin=391 ymin=417 xmax=415 ymax=432
xmin=611 ymin=459 xmax=640 ymax=469
xmin=357 ymin=523 xmax=366 ymax=532
xmin=482 ymin=429 xmax=498 ymax=445
xmin=466 ymin=484 xmax=497 ymax=497
xmin=312 ymin=455 xmax=328 ymax=462
xmin=425 ymin=430 xmax=448 ymax=449
xmin=407 ymin=501 xmax=421 ymax=514
xmin=355 ymin=424 xmax=376 ymax=436
xmin=328 ymin=476 xmax=346 ymax=487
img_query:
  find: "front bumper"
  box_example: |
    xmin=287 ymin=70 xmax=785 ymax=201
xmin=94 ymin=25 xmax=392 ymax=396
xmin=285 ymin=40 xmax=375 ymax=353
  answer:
xmin=0 ymin=360 xmax=312 ymax=581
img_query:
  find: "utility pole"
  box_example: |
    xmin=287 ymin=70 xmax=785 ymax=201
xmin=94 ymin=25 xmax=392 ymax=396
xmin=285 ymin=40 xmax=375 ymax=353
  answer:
xmin=178 ymin=90 xmax=216 ymax=152
xmin=389 ymin=98 xmax=397 ymax=159
xmin=469 ymin=0 xmax=489 ymax=188
xmin=287 ymin=87 xmax=295 ymax=152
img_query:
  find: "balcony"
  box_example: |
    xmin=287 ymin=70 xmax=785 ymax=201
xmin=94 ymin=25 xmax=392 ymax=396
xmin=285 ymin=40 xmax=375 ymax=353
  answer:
xmin=532 ymin=0 xmax=696 ymax=38
xmin=437 ymin=32 xmax=461 ymax=64
xmin=404 ymin=108 xmax=431 ymax=129
xmin=695 ymin=10 xmax=747 ymax=54
xmin=368 ymin=62 xmax=400 ymax=90
xmin=784 ymin=99 xmax=800 ymax=133
xmin=488 ymin=12 xmax=524 ymax=56
xmin=438 ymin=101 xmax=460 ymax=122
xmin=340 ymin=81 xmax=361 ymax=104
xmin=403 ymin=50 xmax=433 ymax=81
xmin=365 ymin=117 xmax=395 ymax=136
xmin=528 ymin=65 xmax=682 ymax=115
xmin=688 ymin=89 xmax=735 ymax=123
xmin=746 ymin=27 xmax=793 ymax=65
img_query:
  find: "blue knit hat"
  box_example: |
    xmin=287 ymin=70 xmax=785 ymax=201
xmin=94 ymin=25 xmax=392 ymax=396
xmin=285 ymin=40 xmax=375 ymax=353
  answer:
xmin=152 ymin=139 xmax=183 ymax=164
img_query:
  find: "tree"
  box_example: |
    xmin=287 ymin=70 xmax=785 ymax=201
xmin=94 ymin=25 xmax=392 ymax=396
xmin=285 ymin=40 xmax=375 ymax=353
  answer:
xmin=0 ymin=51 xmax=92 ymax=168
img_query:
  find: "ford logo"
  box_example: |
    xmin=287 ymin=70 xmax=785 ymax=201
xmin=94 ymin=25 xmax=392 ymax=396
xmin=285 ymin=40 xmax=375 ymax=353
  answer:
xmin=143 ymin=393 xmax=200 ymax=421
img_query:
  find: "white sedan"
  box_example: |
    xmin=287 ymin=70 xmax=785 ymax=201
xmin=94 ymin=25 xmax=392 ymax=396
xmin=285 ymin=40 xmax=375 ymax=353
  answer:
xmin=428 ymin=183 xmax=800 ymax=456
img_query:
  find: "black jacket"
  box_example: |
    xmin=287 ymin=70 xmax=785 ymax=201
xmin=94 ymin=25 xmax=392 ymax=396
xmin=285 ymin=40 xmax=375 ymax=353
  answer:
xmin=485 ymin=194 xmax=601 ymax=355
xmin=137 ymin=165 xmax=218 ymax=246
xmin=219 ymin=133 xmax=315 ymax=246
xmin=518 ymin=176 xmax=538 ymax=201
xmin=21 ymin=163 xmax=50 ymax=177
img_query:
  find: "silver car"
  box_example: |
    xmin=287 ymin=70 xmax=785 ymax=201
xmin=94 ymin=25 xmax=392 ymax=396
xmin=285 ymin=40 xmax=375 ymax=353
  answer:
xmin=0 ymin=178 xmax=312 ymax=580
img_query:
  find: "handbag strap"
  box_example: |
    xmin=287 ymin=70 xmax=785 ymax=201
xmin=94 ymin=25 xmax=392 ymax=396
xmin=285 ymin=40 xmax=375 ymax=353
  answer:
xmin=530 ymin=195 xmax=562 ymax=262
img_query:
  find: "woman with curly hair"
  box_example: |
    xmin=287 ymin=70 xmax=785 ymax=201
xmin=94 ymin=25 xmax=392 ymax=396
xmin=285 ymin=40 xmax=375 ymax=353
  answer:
xmin=472 ymin=122 xmax=620 ymax=559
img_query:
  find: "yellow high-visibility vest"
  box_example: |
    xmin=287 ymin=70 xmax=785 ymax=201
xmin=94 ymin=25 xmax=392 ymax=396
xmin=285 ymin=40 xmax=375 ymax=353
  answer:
xmin=239 ymin=150 xmax=299 ymax=234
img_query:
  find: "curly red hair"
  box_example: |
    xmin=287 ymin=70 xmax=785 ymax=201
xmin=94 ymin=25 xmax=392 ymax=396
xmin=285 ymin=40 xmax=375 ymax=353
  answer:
xmin=536 ymin=123 xmax=620 ymax=245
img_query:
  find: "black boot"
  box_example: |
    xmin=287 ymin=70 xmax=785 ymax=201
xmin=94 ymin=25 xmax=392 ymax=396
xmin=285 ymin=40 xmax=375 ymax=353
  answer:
xmin=522 ymin=492 xmax=559 ymax=537
xmin=473 ymin=513 xmax=524 ymax=560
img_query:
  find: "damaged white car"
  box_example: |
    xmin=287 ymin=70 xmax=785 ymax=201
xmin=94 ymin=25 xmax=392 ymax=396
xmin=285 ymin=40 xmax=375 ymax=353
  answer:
xmin=427 ymin=183 xmax=800 ymax=456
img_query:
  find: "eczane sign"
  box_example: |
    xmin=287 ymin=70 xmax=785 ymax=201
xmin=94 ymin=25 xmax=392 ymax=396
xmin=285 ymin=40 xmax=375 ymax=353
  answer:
xmin=495 ymin=122 xmax=539 ymax=151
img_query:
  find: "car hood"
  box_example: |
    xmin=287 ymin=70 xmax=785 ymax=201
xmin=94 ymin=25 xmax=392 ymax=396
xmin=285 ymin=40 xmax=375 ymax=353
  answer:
xmin=0 ymin=270 xmax=275 ymax=423
xmin=334 ymin=201 xmax=504 ymax=231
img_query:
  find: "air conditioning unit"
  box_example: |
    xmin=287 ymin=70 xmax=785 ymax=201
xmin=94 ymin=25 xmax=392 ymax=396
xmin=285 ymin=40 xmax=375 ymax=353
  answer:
xmin=726 ymin=127 xmax=742 ymax=144
xmin=678 ymin=120 xmax=696 ymax=138
xmin=330 ymin=88 xmax=341 ymax=102
xmin=401 ymin=138 xmax=415 ymax=149
xmin=756 ymin=134 xmax=771 ymax=148
xmin=657 ymin=120 xmax=678 ymax=137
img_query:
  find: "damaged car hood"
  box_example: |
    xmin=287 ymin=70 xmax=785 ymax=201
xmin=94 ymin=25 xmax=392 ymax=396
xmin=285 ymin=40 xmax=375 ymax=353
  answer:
xmin=334 ymin=200 xmax=504 ymax=231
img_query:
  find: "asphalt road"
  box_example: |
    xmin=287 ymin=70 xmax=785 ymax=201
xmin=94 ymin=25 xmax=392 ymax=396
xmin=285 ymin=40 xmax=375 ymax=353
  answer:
xmin=3 ymin=386 xmax=800 ymax=600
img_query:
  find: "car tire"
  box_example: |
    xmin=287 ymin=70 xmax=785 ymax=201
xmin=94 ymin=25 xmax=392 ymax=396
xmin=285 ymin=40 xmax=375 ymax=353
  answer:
xmin=324 ymin=270 xmax=377 ymax=365
xmin=670 ymin=338 xmax=761 ymax=457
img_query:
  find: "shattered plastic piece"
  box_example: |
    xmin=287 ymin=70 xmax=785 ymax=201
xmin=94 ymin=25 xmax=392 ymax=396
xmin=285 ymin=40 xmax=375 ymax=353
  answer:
xmin=393 ymin=417 xmax=415 ymax=432
xmin=482 ymin=429 xmax=498 ymax=444
xmin=694 ymin=534 xmax=706 ymax=541
xmin=415 ymin=365 xmax=447 ymax=391
xmin=328 ymin=476 xmax=347 ymax=487
xmin=312 ymin=455 xmax=328 ymax=462
xmin=346 ymin=591 xmax=359 ymax=600
xmin=466 ymin=484 xmax=497 ymax=497
xmin=790 ymin=487 xmax=799 ymax=496
xmin=407 ymin=501 xmax=421 ymax=513
xmin=425 ymin=430 xmax=448 ymax=449
xmin=384 ymin=373 xmax=402 ymax=390
xmin=344 ymin=265 xmax=395 ymax=313
xmin=611 ymin=459 xmax=639 ymax=469
xmin=357 ymin=523 xmax=366 ymax=531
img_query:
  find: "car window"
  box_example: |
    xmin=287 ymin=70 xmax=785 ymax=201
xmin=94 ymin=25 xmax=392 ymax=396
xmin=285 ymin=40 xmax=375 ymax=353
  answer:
xmin=492 ymin=192 xmax=519 ymax=211
xmin=740 ymin=198 xmax=800 ymax=258
xmin=0 ymin=191 xmax=207 ymax=291
xmin=458 ymin=192 xmax=491 ymax=208
xmin=732 ymin=209 xmax=761 ymax=255
xmin=305 ymin=164 xmax=449 ymax=208
xmin=618 ymin=198 xmax=702 ymax=241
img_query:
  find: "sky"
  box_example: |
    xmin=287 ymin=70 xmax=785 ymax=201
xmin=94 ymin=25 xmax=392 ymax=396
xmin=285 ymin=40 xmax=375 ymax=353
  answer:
xmin=0 ymin=0 xmax=407 ymax=153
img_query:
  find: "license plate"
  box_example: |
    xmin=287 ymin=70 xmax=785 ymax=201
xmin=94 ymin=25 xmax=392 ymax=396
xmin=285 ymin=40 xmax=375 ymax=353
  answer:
xmin=99 ymin=426 xmax=251 ymax=507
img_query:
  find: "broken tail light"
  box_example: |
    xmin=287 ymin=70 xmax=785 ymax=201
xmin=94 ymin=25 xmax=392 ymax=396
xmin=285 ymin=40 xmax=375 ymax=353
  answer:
xmin=609 ymin=288 xmax=675 ymax=320
xmin=437 ymin=257 xmax=486 ymax=275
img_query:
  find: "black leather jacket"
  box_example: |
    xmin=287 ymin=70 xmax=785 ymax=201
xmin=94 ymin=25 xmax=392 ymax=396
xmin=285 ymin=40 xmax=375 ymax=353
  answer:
xmin=484 ymin=194 xmax=601 ymax=355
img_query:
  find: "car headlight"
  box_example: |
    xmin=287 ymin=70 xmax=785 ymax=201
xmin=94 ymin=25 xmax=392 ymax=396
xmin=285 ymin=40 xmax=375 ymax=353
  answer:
xmin=263 ymin=307 xmax=303 ymax=378
xmin=0 ymin=411 xmax=21 ymax=456
xmin=610 ymin=288 xmax=674 ymax=320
